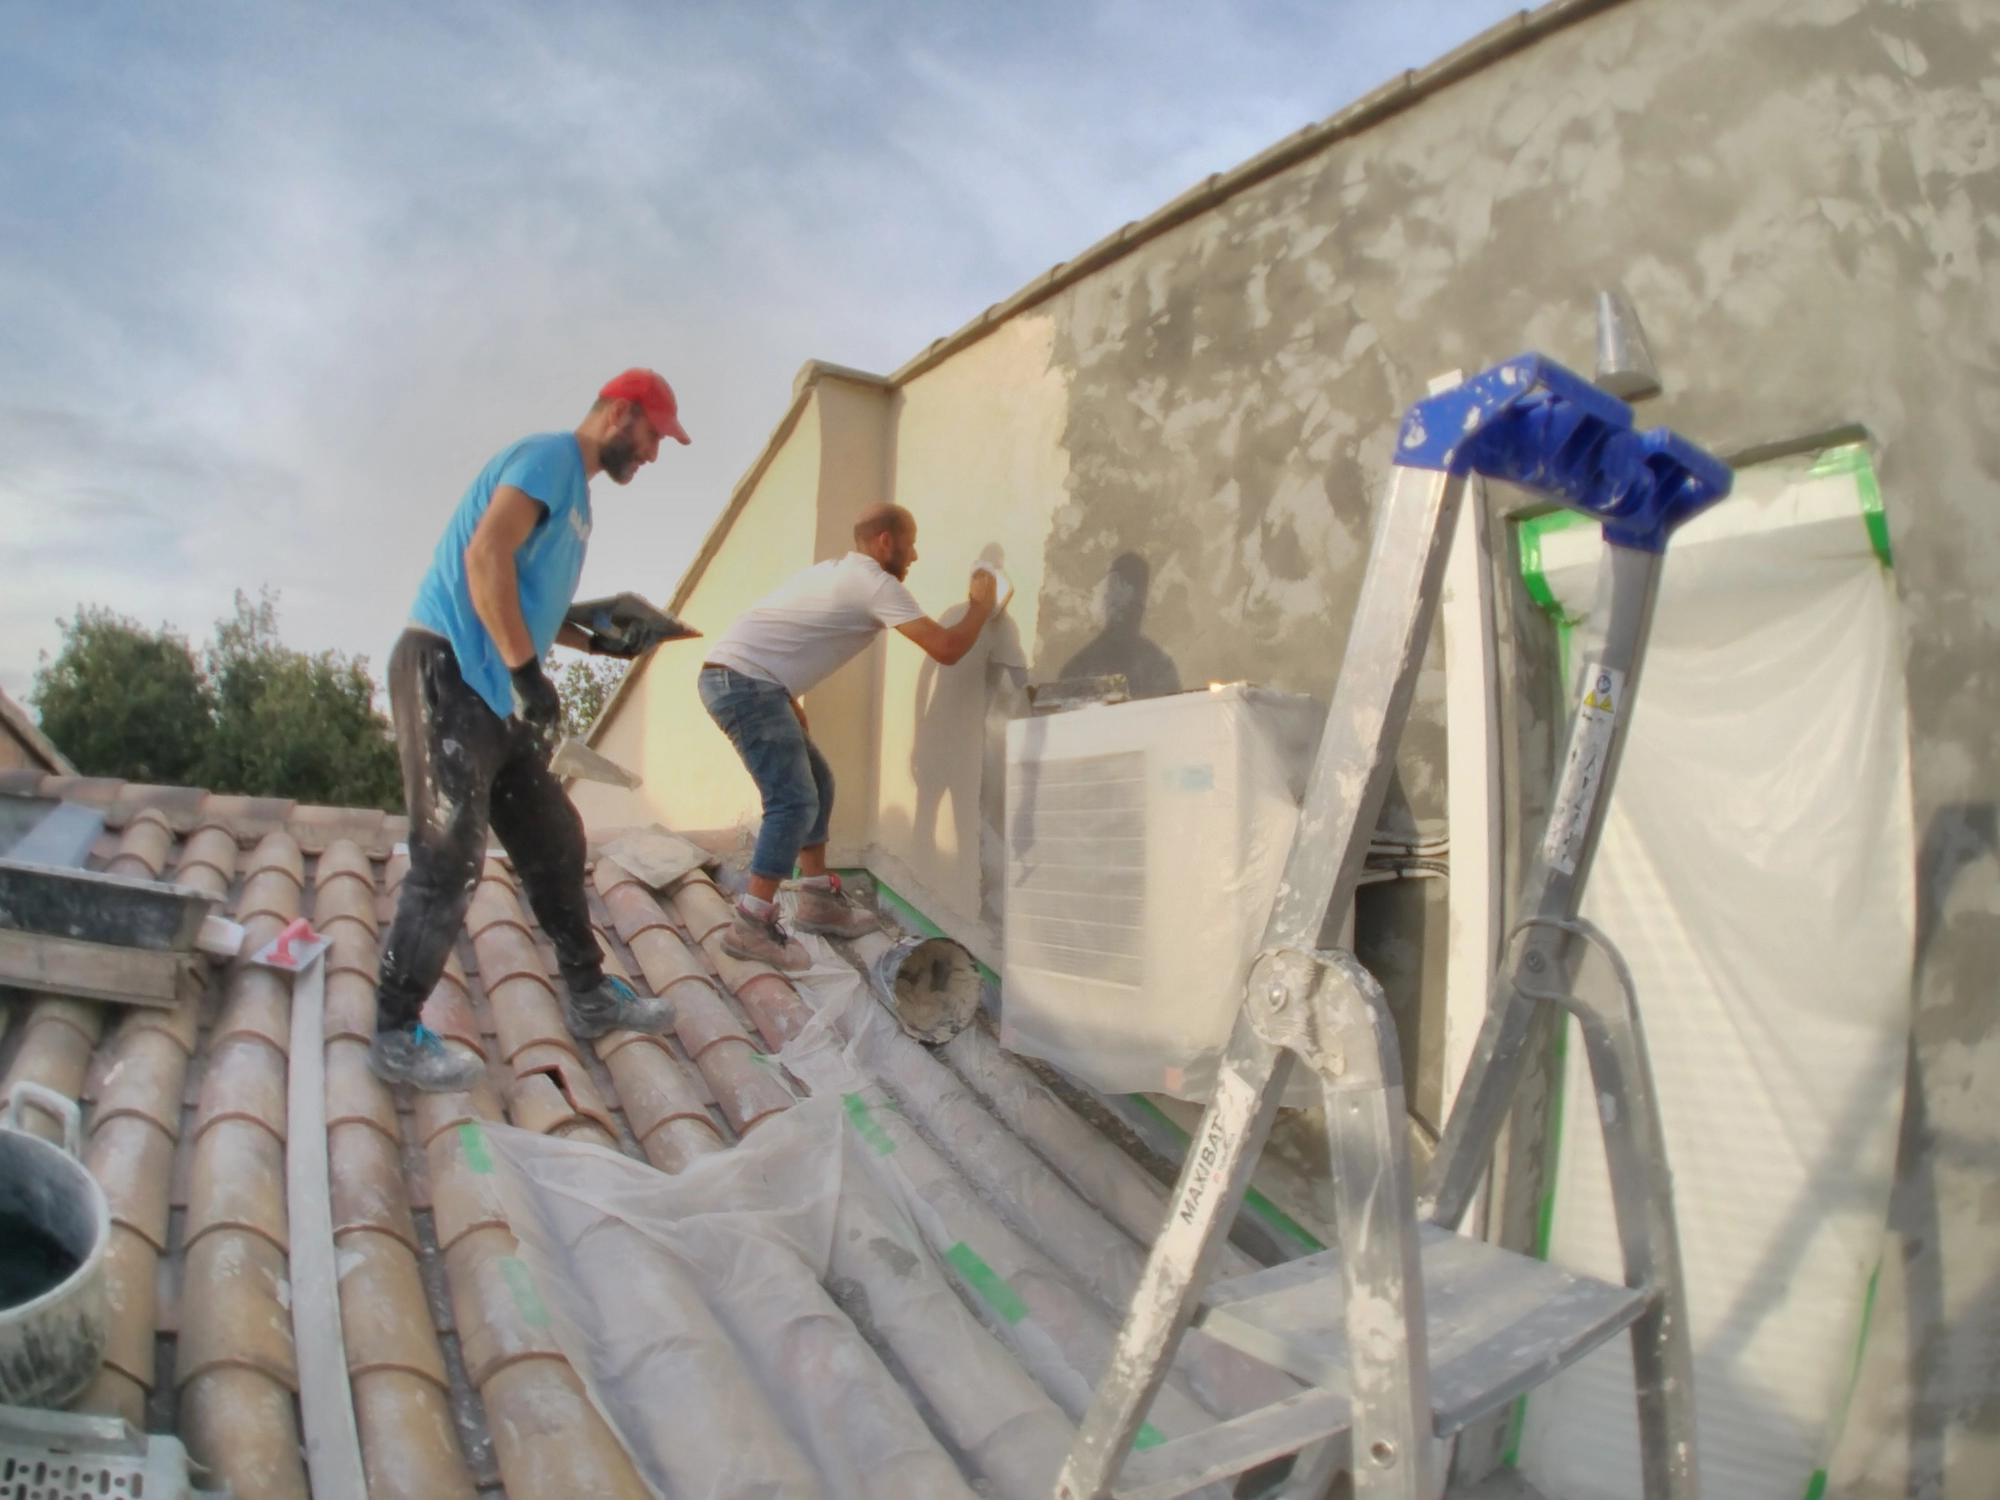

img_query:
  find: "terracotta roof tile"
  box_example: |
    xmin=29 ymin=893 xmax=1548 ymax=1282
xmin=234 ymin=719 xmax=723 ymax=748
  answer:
xmin=5 ymin=781 xmax=1281 ymax=1499
xmin=0 ymin=767 xmax=48 ymax=797
xmin=108 ymin=783 xmax=214 ymax=828
xmin=193 ymin=794 xmax=299 ymax=842
xmin=35 ymin=774 xmax=126 ymax=806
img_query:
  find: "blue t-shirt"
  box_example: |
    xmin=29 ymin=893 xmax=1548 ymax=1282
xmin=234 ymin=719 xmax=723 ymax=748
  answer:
xmin=411 ymin=433 xmax=591 ymax=717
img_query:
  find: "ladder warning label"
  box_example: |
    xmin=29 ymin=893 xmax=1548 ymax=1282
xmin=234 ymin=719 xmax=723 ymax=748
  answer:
xmin=1543 ymin=662 xmax=1623 ymax=874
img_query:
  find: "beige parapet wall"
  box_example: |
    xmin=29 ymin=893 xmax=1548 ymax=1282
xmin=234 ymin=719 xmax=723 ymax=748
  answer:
xmin=571 ymin=385 xmax=825 ymax=838
xmin=870 ymin=317 xmax=1068 ymax=937
xmin=577 ymin=323 xmax=1071 ymax=954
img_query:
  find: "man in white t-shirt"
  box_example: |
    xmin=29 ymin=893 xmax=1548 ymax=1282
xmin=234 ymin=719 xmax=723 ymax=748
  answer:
xmin=701 ymin=503 xmax=998 ymax=968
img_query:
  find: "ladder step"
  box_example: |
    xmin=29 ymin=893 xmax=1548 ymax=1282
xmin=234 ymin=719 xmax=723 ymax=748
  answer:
xmin=1197 ymin=1224 xmax=1650 ymax=1435
xmin=1111 ymin=1389 xmax=1350 ymax=1500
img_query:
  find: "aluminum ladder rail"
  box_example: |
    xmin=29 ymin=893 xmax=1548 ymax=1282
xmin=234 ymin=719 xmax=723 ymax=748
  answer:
xmin=1053 ymin=354 xmax=1733 ymax=1500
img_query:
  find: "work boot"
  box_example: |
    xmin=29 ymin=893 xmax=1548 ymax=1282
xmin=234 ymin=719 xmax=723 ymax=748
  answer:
xmin=368 ymin=1024 xmax=484 ymax=1093
xmin=564 ymin=974 xmax=674 ymax=1041
xmin=791 ymin=875 xmax=878 ymax=940
xmin=720 ymin=902 xmax=810 ymax=972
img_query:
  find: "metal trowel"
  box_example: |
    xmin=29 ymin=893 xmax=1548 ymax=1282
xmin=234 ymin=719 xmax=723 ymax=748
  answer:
xmin=551 ymin=737 xmax=642 ymax=789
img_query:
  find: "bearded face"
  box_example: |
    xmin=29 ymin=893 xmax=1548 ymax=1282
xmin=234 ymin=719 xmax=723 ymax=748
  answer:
xmin=598 ymin=433 xmax=642 ymax=483
xmin=882 ymin=524 xmax=918 ymax=579
xmin=598 ymin=403 xmax=660 ymax=484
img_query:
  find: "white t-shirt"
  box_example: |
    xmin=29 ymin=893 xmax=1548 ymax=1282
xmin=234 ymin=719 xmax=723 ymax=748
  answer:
xmin=706 ymin=552 xmax=926 ymax=697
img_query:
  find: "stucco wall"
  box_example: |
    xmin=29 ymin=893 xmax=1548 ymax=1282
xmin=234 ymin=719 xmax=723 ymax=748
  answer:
xmin=871 ymin=315 xmax=1072 ymax=939
xmin=586 ymin=0 xmax=1997 ymax=1484
xmin=799 ymin=374 xmax=895 ymax=853
xmin=1005 ymin=1 xmax=1998 ymax=1488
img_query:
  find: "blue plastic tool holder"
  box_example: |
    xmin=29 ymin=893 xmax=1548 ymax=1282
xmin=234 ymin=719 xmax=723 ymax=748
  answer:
xmin=1393 ymin=354 xmax=1732 ymax=552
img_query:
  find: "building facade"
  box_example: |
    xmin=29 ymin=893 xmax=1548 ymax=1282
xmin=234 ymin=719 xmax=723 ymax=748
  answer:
xmin=580 ymin=1 xmax=1999 ymax=1491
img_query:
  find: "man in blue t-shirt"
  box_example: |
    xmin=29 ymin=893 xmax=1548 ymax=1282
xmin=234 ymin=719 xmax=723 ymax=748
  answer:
xmin=371 ymin=369 xmax=691 ymax=1091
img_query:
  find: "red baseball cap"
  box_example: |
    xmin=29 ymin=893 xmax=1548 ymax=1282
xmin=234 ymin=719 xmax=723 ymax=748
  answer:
xmin=599 ymin=368 xmax=691 ymax=445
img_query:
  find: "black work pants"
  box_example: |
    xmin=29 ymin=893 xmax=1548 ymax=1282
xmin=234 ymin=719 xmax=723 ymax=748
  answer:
xmin=375 ymin=629 xmax=602 ymax=1033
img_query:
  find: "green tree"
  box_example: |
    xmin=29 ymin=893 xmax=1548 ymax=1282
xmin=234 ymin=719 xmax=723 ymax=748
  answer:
xmin=29 ymin=607 xmax=214 ymax=784
xmin=203 ymin=591 xmax=403 ymax=811
xmin=554 ymin=654 xmax=627 ymax=740
xmin=28 ymin=592 xmax=403 ymax=811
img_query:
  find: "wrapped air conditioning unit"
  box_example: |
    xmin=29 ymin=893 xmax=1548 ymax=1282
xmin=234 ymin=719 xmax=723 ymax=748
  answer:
xmin=1001 ymin=683 xmax=1321 ymax=1101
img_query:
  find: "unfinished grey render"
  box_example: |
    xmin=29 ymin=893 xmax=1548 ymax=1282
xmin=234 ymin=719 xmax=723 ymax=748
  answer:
xmin=4 ymin=0 xmax=1996 ymax=1496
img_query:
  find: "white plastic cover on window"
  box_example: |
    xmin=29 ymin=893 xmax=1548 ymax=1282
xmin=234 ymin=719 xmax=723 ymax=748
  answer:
xmin=999 ymin=683 xmax=1323 ymax=1101
xmin=1503 ymin=448 xmax=1914 ymax=1499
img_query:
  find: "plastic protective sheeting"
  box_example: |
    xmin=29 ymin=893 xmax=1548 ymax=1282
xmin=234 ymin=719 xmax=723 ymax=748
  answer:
xmin=484 ymin=943 xmax=1254 ymax=1500
xmin=1001 ymin=683 xmax=1322 ymax=1101
xmin=482 ymin=946 xmax=1100 ymax=1500
xmin=830 ymin=940 xmax=1299 ymax=1421
xmin=776 ymin=951 xmax=1234 ymax=1500
xmin=488 ymin=1099 xmax=1036 ymax=1500
xmin=1507 ymin=450 xmax=1915 ymax=1499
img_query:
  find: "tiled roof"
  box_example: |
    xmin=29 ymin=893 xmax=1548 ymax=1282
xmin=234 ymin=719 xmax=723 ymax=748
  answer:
xmin=0 ymin=769 xmax=402 ymax=853
xmin=0 ymin=693 xmax=77 ymax=776
xmin=0 ymin=777 xmax=1314 ymax=1499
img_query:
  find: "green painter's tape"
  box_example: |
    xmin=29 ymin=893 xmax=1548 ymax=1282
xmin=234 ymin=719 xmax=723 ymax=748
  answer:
xmin=1514 ymin=508 xmax=1592 ymax=685
xmin=458 ymin=1121 xmax=493 ymax=1174
xmin=1133 ymin=1424 xmax=1166 ymax=1450
xmin=1532 ymin=1018 xmax=1571 ymax=1264
xmin=859 ymin=877 xmax=1326 ymax=1256
xmin=945 ymin=1241 xmax=1028 ymax=1325
xmin=857 ymin=873 xmax=1003 ymax=990
xmin=843 ymin=1092 xmax=898 ymax=1156
xmin=1801 ymin=1258 xmax=1882 ymax=1499
xmin=499 ymin=1257 xmax=550 ymax=1327
xmin=1514 ymin=507 xmax=1593 ymax=624
xmin=1810 ymin=443 xmax=1893 ymax=568
xmin=1500 ymin=1398 xmax=1528 ymax=1471
xmin=1502 ymin=1013 xmax=1573 ymax=1471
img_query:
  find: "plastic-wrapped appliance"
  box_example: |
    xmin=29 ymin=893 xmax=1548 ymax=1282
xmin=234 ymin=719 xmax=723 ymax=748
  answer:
xmin=1001 ymin=683 xmax=1320 ymax=1101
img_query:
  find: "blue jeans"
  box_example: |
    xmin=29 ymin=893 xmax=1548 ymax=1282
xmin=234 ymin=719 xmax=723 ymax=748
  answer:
xmin=698 ymin=665 xmax=835 ymax=880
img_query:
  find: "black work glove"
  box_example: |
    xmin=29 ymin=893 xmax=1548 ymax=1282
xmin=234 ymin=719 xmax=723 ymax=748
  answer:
xmin=589 ymin=620 xmax=669 ymax=659
xmin=509 ymin=658 xmax=563 ymax=757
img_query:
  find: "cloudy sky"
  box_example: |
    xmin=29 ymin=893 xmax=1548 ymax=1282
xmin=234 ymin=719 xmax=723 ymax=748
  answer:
xmin=1 ymin=0 xmax=1521 ymax=707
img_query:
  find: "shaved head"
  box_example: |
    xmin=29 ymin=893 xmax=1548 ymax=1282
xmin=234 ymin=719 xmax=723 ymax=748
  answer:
xmin=853 ymin=503 xmax=915 ymax=546
xmin=854 ymin=503 xmax=919 ymax=579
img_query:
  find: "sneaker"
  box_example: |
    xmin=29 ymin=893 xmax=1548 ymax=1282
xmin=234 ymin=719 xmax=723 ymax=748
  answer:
xmin=564 ymin=974 xmax=673 ymax=1041
xmin=720 ymin=905 xmax=810 ymax=972
xmin=368 ymin=1024 xmax=484 ymax=1093
xmin=792 ymin=877 xmax=878 ymax=939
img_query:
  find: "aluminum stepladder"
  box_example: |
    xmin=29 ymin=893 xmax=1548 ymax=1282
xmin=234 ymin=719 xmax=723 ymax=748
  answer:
xmin=1053 ymin=353 xmax=1733 ymax=1500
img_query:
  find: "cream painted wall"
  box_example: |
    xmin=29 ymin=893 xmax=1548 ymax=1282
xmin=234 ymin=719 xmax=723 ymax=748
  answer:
xmin=569 ymin=398 xmax=824 ymax=834
xmin=871 ymin=314 xmax=1071 ymax=940
xmin=800 ymin=376 xmax=894 ymax=854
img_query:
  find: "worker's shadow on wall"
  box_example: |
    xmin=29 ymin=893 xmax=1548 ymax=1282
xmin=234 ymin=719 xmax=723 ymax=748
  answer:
xmin=1004 ymin=551 xmax=1185 ymax=925
xmin=910 ymin=543 xmax=1027 ymax=927
xmin=1057 ymin=551 xmax=1182 ymax=698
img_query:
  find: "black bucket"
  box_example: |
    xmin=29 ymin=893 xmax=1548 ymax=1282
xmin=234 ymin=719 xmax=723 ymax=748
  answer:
xmin=0 ymin=1083 xmax=110 ymax=1408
